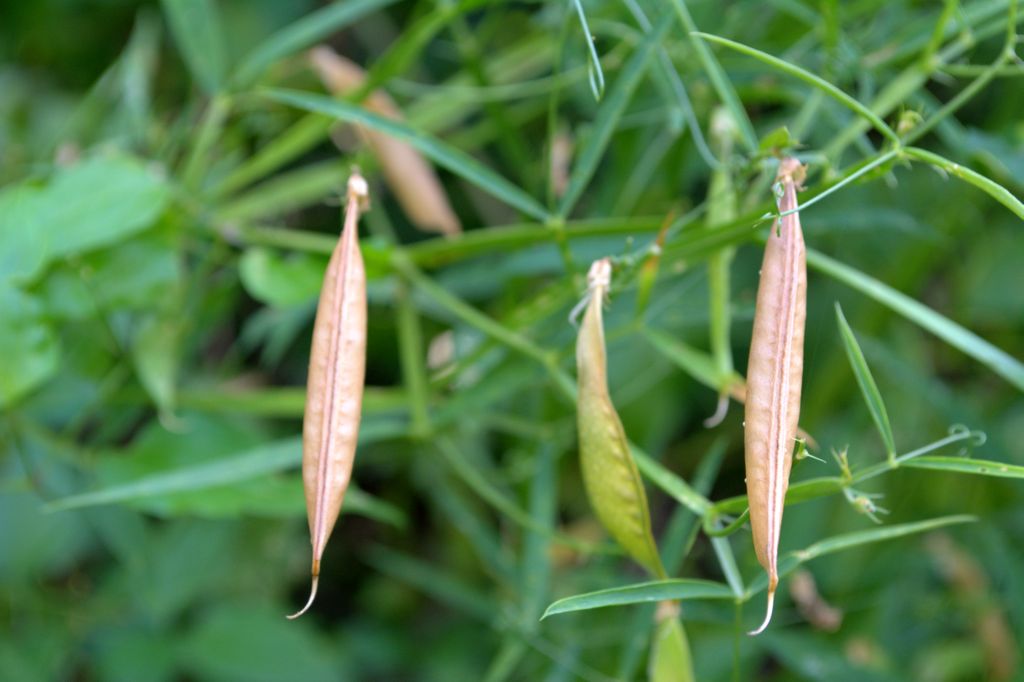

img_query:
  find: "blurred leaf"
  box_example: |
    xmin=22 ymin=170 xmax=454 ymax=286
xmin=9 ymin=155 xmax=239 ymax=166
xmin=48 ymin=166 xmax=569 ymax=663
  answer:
xmin=45 ymin=435 xmax=298 ymax=512
xmin=809 ymin=248 xmax=1024 ymax=392
xmin=264 ymin=89 xmax=550 ymax=220
xmin=558 ymin=11 xmax=670 ymax=217
xmin=132 ymin=313 xmax=181 ymax=416
xmin=0 ymin=286 xmax=60 ymax=407
xmin=0 ymin=185 xmax=48 ymax=283
xmin=94 ymin=629 xmax=177 ymax=682
xmin=835 ymin=302 xmax=897 ymax=459
xmin=648 ymin=617 xmax=695 ymax=682
xmin=45 ymin=155 xmax=169 ymax=260
xmin=239 ymin=247 xmax=325 ymax=307
xmin=234 ymin=0 xmax=399 ymax=87
xmin=542 ymin=579 xmax=734 ymax=618
xmin=161 ymin=0 xmax=227 ymax=94
xmin=181 ymin=603 xmax=341 ymax=682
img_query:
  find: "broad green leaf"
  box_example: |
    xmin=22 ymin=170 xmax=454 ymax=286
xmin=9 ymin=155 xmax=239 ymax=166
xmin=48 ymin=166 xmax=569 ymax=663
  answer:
xmin=0 ymin=287 xmax=60 ymax=407
xmin=239 ymin=248 xmax=326 ymax=307
xmin=809 ymin=248 xmax=1024 ymax=391
xmin=161 ymin=0 xmax=227 ymax=94
xmin=835 ymin=303 xmax=896 ymax=459
xmin=901 ymin=456 xmax=1024 ymax=479
xmin=542 ymin=579 xmax=735 ymax=618
xmin=0 ymin=186 xmax=48 ymax=283
xmin=234 ymin=0 xmax=399 ymax=87
xmin=648 ymin=617 xmax=695 ymax=682
xmin=558 ymin=12 xmax=670 ymax=218
xmin=43 ymin=155 xmax=170 ymax=259
xmin=264 ymin=89 xmax=550 ymax=221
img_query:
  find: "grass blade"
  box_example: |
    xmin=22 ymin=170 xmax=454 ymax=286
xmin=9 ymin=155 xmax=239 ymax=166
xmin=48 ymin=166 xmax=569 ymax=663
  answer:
xmin=265 ymin=89 xmax=549 ymax=221
xmin=160 ymin=0 xmax=227 ymax=94
xmin=835 ymin=302 xmax=897 ymax=460
xmin=901 ymin=456 xmax=1024 ymax=479
xmin=808 ymin=248 xmax=1024 ymax=391
xmin=631 ymin=445 xmax=712 ymax=515
xmin=669 ymin=0 xmax=757 ymax=152
xmin=542 ymin=579 xmax=735 ymax=619
xmin=903 ymin=146 xmax=1024 ymax=221
xmin=746 ymin=514 xmax=976 ymax=596
xmin=557 ymin=11 xmax=671 ymax=218
xmin=234 ymin=0 xmax=398 ymax=87
xmin=695 ymin=32 xmax=899 ymax=144
xmin=45 ymin=437 xmax=302 ymax=511
xmin=570 ymin=0 xmax=605 ymax=100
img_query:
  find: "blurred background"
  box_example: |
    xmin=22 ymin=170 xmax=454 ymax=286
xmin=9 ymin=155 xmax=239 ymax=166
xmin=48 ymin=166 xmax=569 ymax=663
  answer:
xmin=1 ymin=1 xmax=1023 ymax=680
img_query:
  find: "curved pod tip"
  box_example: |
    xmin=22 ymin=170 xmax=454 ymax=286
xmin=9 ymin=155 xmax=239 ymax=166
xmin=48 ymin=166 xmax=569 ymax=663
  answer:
xmin=748 ymin=586 xmax=776 ymax=636
xmin=287 ymin=573 xmax=319 ymax=620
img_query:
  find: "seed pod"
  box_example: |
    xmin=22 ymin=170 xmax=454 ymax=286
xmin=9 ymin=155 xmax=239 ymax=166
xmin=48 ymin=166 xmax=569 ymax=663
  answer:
xmin=288 ymin=172 xmax=369 ymax=620
xmin=576 ymin=258 xmax=665 ymax=577
xmin=309 ymin=46 xmax=461 ymax=237
xmin=744 ymin=157 xmax=807 ymax=635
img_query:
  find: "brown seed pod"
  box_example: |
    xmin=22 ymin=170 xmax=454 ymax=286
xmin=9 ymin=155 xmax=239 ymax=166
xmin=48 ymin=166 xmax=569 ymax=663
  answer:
xmin=744 ymin=157 xmax=807 ymax=635
xmin=309 ymin=46 xmax=461 ymax=237
xmin=288 ymin=172 xmax=369 ymax=620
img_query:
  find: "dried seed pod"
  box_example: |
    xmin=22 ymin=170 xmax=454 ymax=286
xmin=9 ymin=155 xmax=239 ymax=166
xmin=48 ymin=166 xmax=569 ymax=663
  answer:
xmin=744 ymin=157 xmax=807 ymax=635
xmin=309 ymin=46 xmax=461 ymax=237
xmin=288 ymin=172 xmax=369 ymax=620
xmin=576 ymin=258 xmax=665 ymax=577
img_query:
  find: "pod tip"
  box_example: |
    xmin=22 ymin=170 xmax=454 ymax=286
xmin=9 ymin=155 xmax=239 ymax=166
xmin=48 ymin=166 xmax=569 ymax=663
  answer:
xmin=748 ymin=586 xmax=775 ymax=636
xmin=287 ymin=574 xmax=319 ymax=620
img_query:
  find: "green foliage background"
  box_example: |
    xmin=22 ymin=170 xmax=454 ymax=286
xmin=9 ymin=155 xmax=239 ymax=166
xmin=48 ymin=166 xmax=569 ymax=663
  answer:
xmin=1 ymin=1 xmax=1023 ymax=680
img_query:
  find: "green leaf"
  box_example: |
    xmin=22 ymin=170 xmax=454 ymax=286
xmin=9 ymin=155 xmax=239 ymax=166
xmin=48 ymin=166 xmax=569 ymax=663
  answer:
xmin=0 ymin=186 xmax=48 ymax=283
xmin=239 ymin=248 xmax=326 ymax=307
xmin=901 ymin=456 xmax=1024 ymax=479
xmin=835 ymin=303 xmax=896 ymax=459
xmin=43 ymin=155 xmax=170 ymax=260
xmin=181 ymin=603 xmax=342 ymax=682
xmin=264 ymin=89 xmax=550 ymax=221
xmin=809 ymin=248 xmax=1024 ymax=391
xmin=747 ymin=514 xmax=976 ymax=595
xmin=713 ymin=476 xmax=846 ymax=515
xmin=542 ymin=579 xmax=734 ymax=619
xmin=216 ymin=160 xmax=346 ymax=222
xmin=759 ymin=125 xmax=796 ymax=152
xmin=557 ymin=12 xmax=670 ymax=218
xmin=648 ymin=617 xmax=695 ymax=682
xmin=0 ymin=286 xmax=60 ymax=407
xmin=161 ymin=0 xmax=228 ymax=94
xmin=45 ymin=437 xmax=302 ymax=513
xmin=695 ymin=32 xmax=899 ymax=143
xmin=233 ymin=0 xmax=399 ymax=87
xmin=132 ymin=313 xmax=182 ymax=416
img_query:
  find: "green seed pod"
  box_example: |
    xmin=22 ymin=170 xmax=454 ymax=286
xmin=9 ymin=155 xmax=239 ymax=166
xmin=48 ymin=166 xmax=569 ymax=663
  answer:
xmin=576 ymin=258 xmax=665 ymax=577
xmin=648 ymin=602 xmax=696 ymax=682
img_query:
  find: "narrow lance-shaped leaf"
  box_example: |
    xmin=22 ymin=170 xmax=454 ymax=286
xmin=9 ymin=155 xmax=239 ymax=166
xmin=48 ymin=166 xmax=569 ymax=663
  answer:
xmin=744 ymin=158 xmax=807 ymax=635
xmin=310 ymin=46 xmax=461 ymax=236
xmin=289 ymin=173 xmax=369 ymax=620
xmin=576 ymin=259 xmax=665 ymax=577
xmin=835 ymin=302 xmax=896 ymax=459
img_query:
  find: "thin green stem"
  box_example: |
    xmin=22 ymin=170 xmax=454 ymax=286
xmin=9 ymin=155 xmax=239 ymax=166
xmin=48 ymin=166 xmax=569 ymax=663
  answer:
xmin=395 ymin=280 xmax=432 ymax=439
